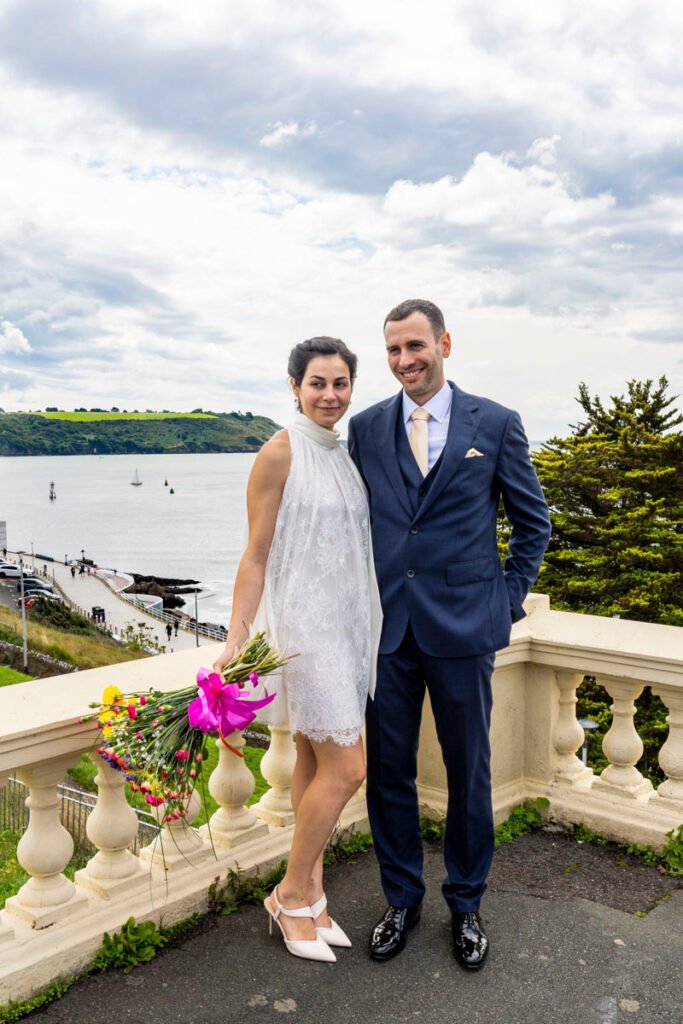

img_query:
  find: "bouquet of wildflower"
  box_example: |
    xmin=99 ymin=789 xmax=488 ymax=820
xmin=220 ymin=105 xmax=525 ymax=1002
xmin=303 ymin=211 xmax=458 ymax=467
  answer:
xmin=83 ymin=632 xmax=290 ymax=822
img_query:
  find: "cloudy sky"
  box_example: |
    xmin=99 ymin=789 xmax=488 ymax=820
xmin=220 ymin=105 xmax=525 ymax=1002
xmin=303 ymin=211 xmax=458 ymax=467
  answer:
xmin=1 ymin=0 xmax=682 ymax=438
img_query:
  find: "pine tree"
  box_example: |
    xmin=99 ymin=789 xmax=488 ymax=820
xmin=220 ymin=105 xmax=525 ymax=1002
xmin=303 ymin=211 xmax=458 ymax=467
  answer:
xmin=533 ymin=377 xmax=683 ymax=626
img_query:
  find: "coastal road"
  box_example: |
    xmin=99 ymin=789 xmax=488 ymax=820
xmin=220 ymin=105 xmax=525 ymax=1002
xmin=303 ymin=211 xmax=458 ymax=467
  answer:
xmin=3 ymin=552 xmax=216 ymax=653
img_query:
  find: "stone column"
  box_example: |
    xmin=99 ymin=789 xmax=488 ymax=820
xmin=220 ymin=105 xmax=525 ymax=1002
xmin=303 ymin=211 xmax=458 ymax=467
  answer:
xmin=649 ymin=684 xmax=683 ymax=813
xmin=4 ymin=758 xmax=89 ymax=929
xmin=75 ymin=755 xmax=149 ymax=898
xmin=198 ymin=732 xmax=268 ymax=849
xmin=551 ymin=671 xmax=593 ymax=785
xmin=253 ymin=725 xmax=296 ymax=827
xmin=592 ymin=677 xmax=653 ymax=799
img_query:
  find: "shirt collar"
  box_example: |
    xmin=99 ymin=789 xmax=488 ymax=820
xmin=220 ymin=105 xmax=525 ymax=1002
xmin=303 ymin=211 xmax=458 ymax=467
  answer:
xmin=402 ymin=381 xmax=453 ymax=424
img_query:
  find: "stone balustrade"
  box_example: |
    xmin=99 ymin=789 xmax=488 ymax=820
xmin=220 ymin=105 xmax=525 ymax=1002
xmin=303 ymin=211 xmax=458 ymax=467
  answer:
xmin=1 ymin=595 xmax=682 ymax=1006
xmin=418 ymin=596 xmax=683 ymax=848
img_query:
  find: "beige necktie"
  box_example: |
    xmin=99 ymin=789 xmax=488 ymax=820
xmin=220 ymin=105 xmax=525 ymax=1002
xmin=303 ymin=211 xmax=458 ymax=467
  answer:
xmin=409 ymin=407 xmax=431 ymax=477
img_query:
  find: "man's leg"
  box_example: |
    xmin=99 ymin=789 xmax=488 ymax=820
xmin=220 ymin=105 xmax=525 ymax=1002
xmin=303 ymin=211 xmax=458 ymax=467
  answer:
xmin=366 ymin=624 xmax=426 ymax=908
xmin=421 ymin=651 xmax=495 ymax=913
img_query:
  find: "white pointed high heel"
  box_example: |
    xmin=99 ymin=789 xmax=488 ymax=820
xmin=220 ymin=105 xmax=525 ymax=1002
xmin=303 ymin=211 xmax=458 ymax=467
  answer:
xmin=264 ymin=887 xmax=336 ymax=962
xmin=311 ymin=894 xmax=352 ymax=948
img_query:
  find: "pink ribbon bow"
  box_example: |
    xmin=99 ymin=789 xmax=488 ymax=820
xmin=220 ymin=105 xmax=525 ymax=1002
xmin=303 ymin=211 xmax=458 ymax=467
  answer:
xmin=187 ymin=668 xmax=276 ymax=735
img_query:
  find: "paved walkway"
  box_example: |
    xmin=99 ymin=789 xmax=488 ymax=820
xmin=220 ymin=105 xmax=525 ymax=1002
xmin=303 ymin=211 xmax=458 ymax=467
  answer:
xmin=27 ymin=833 xmax=683 ymax=1024
xmin=4 ymin=552 xmax=214 ymax=652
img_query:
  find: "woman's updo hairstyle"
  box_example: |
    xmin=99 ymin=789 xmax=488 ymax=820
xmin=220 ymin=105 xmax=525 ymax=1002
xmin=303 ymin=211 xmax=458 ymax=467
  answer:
xmin=288 ymin=336 xmax=358 ymax=388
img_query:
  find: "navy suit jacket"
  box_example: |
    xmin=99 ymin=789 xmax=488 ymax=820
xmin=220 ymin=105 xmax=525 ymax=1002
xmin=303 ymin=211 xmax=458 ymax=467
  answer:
xmin=348 ymin=382 xmax=551 ymax=658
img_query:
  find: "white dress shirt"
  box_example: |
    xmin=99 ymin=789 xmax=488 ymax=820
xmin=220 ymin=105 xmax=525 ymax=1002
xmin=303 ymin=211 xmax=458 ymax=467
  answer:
xmin=402 ymin=381 xmax=453 ymax=472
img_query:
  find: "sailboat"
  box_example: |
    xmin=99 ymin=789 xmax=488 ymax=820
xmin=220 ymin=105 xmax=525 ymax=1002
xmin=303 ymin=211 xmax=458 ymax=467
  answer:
xmin=131 ymin=469 xmax=143 ymax=487
xmin=49 ymin=481 xmax=56 ymax=501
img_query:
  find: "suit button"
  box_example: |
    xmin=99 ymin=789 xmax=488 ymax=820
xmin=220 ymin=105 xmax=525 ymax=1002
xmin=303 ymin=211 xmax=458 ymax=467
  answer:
xmin=410 ymin=527 xmax=419 ymax=535
xmin=419 ymin=488 xmax=427 ymax=497
xmin=406 ymin=569 xmax=416 ymax=579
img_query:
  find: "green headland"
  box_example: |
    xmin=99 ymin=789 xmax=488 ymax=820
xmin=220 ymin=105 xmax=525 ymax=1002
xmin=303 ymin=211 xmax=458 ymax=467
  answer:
xmin=0 ymin=409 xmax=280 ymax=456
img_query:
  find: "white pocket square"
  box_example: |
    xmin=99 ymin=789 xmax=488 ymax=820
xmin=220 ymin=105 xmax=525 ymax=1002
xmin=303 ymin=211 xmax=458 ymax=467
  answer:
xmin=465 ymin=447 xmax=485 ymax=458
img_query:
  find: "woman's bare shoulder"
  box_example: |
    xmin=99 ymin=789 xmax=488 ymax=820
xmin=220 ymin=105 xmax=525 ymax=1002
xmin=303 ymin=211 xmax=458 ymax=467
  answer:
xmin=252 ymin=430 xmax=291 ymax=480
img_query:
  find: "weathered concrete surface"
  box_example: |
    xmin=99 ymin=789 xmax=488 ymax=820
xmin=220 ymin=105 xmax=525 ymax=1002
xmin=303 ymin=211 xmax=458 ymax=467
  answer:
xmin=27 ymin=833 xmax=682 ymax=1024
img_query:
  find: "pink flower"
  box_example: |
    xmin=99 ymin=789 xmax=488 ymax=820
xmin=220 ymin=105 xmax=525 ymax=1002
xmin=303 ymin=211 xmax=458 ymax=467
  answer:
xmin=127 ymin=706 xmax=138 ymax=720
xmin=187 ymin=667 xmax=276 ymax=735
xmin=139 ymin=695 xmax=147 ymax=705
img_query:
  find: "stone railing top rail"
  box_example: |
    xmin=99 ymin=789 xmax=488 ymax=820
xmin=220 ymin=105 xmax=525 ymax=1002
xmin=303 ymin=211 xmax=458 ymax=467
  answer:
xmin=0 ymin=643 xmax=223 ymax=773
xmin=2 ymin=595 xmax=682 ymax=774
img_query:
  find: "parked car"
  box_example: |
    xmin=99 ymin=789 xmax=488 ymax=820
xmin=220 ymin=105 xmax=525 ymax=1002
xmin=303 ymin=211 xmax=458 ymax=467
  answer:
xmin=17 ymin=592 xmax=60 ymax=607
xmin=0 ymin=563 xmax=23 ymax=578
xmin=16 ymin=577 xmax=52 ymax=593
xmin=23 ymin=583 xmax=57 ymax=597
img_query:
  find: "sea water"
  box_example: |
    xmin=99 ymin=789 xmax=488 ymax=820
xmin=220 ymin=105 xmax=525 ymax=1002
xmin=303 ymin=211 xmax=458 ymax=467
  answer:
xmin=0 ymin=452 xmax=256 ymax=626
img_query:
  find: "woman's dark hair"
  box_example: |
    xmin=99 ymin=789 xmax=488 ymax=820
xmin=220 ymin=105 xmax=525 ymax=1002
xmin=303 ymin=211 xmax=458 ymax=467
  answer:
xmin=287 ymin=336 xmax=358 ymax=386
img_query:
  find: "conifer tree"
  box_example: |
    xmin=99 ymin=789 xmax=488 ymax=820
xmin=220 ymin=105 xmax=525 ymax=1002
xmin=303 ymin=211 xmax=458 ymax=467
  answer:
xmin=533 ymin=377 xmax=683 ymax=626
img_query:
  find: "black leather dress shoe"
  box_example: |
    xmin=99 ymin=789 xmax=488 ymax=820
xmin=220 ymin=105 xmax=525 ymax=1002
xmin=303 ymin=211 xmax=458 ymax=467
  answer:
xmin=452 ymin=911 xmax=489 ymax=969
xmin=369 ymin=904 xmax=422 ymax=961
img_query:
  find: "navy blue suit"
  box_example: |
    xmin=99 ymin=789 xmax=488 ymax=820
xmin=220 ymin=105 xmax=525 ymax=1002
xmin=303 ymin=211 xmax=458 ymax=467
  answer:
xmin=348 ymin=382 xmax=550 ymax=912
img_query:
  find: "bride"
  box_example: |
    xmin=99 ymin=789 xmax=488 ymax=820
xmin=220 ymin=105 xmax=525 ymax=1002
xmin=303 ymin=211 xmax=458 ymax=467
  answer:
xmin=213 ymin=336 xmax=381 ymax=963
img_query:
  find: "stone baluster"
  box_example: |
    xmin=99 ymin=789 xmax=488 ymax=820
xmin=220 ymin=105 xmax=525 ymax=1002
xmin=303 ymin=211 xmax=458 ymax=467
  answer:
xmin=141 ymin=787 xmax=213 ymax=870
xmin=592 ymin=677 xmax=653 ymax=799
xmin=198 ymin=731 xmax=268 ymax=849
xmin=4 ymin=758 xmax=89 ymax=929
xmin=551 ymin=671 xmax=593 ymax=785
xmin=253 ymin=724 xmax=296 ymax=827
xmin=75 ymin=755 xmax=149 ymax=898
xmin=649 ymin=684 xmax=683 ymax=813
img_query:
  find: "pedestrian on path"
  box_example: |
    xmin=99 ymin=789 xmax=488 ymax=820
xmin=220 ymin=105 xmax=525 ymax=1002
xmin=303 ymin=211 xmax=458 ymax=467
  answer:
xmin=173 ymin=619 xmax=179 ymax=637
xmin=70 ymin=565 xmax=76 ymax=579
xmin=165 ymin=621 xmax=173 ymax=642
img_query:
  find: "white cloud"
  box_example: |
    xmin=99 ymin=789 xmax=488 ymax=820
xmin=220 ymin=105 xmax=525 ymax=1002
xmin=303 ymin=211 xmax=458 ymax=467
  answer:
xmin=384 ymin=151 xmax=615 ymax=237
xmin=0 ymin=320 xmax=31 ymax=354
xmin=260 ymin=121 xmax=318 ymax=148
xmin=0 ymin=1 xmax=682 ymax=438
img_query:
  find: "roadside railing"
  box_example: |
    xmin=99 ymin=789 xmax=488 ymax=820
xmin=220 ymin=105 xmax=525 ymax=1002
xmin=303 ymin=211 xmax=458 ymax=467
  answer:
xmin=117 ymin=592 xmax=227 ymax=642
xmin=0 ymin=777 xmax=160 ymax=855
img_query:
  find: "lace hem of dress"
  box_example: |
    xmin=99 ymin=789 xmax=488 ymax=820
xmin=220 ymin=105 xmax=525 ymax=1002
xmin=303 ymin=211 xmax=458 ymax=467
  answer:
xmin=295 ymin=726 xmax=362 ymax=747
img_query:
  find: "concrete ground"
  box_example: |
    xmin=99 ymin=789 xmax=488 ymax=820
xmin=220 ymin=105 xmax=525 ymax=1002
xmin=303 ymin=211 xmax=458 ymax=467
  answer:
xmin=1 ymin=552 xmax=213 ymax=652
xmin=26 ymin=831 xmax=683 ymax=1024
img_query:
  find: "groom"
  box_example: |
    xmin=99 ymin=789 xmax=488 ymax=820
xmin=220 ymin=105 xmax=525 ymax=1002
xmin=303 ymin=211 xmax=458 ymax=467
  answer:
xmin=348 ymin=299 xmax=550 ymax=969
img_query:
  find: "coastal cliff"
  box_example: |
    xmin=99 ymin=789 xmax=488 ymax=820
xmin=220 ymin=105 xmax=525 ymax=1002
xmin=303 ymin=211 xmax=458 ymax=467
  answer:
xmin=0 ymin=410 xmax=280 ymax=456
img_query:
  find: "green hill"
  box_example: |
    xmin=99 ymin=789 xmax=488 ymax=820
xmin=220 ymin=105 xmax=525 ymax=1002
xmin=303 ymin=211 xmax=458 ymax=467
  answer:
xmin=0 ymin=410 xmax=280 ymax=456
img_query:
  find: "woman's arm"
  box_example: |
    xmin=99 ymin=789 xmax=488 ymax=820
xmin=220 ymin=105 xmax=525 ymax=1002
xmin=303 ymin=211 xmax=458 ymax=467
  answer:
xmin=212 ymin=431 xmax=291 ymax=673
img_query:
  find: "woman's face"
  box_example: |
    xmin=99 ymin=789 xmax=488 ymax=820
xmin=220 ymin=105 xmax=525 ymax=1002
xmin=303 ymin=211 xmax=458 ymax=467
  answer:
xmin=292 ymin=354 xmax=353 ymax=428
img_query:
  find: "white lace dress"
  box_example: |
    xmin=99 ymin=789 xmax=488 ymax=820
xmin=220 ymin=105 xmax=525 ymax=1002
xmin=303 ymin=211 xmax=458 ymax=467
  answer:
xmin=254 ymin=412 xmax=382 ymax=746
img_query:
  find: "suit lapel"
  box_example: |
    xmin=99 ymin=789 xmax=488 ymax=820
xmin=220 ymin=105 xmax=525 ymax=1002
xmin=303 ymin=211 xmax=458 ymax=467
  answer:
xmin=373 ymin=393 xmax=413 ymax=519
xmin=415 ymin=383 xmax=481 ymax=522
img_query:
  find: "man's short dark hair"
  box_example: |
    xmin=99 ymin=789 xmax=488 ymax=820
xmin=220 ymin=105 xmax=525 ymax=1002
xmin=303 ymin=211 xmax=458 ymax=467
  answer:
xmin=384 ymin=299 xmax=446 ymax=341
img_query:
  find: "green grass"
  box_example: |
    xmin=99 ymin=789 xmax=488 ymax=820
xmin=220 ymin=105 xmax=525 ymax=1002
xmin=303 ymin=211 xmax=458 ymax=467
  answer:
xmin=0 ymin=605 xmax=145 ymax=670
xmin=33 ymin=412 xmax=218 ymax=421
xmin=0 ymin=830 xmax=29 ymax=907
xmin=0 ymin=667 xmax=33 ymax=687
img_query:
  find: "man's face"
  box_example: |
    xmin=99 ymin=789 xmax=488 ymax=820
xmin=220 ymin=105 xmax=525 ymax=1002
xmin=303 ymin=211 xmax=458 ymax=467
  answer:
xmin=385 ymin=311 xmax=451 ymax=404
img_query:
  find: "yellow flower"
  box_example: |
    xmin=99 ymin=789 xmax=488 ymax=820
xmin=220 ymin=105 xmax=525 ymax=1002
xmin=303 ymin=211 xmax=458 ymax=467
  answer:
xmin=102 ymin=685 xmax=123 ymax=706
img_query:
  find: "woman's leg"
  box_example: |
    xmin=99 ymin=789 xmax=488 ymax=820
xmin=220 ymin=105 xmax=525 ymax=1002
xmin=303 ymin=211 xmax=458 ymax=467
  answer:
xmin=267 ymin=736 xmax=365 ymax=941
xmin=290 ymin=736 xmax=327 ymax=922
